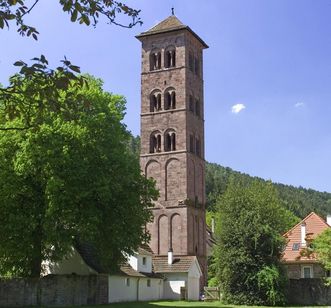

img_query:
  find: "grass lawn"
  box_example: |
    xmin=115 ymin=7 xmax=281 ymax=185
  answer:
xmin=66 ymin=301 xmax=308 ymax=308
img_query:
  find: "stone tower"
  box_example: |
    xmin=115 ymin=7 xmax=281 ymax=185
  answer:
xmin=136 ymin=15 xmax=208 ymax=282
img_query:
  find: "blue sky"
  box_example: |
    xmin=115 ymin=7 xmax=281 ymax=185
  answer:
xmin=1 ymin=0 xmax=331 ymax=192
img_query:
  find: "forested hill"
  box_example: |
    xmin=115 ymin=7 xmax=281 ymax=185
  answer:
xmin=206 ymin=162 xmax=331 ymax=219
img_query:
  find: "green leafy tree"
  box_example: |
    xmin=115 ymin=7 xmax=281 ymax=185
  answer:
xmin=0 ymin=1 xmax=142 ymax=122
xmin=0 ymin=74 xmax=157 ymax=277
xmin=213 ymin=178 xmax=297 ymax=305
xmin=312 ymin=228 xmax=331 ymax=285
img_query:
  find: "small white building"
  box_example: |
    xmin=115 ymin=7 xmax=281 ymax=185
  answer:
xmin=43 ymin=243 xmax=164 ymax=303
xmin=153 ymin=255 xmax=202 ymax=300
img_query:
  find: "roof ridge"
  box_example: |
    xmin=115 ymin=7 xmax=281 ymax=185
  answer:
xmin=283 ymin=212 xmax=330 ymax=237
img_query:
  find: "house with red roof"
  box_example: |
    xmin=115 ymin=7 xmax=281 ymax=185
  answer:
xmin=282 ymin=212 xmax=331 ymax=279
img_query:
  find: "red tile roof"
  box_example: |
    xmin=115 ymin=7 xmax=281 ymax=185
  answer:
xmin=152 ymin=256 xmax=195 ymax=273
xmin=282 ymin=212 xmax=330 ymax=263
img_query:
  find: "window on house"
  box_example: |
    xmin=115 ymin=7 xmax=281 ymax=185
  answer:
xmin=125 ymin=278 xmax=130 ymax=286
xmin=164 ymin=131 xmax=176 ymax=152
xmin=142 ymin=257 xmax=146 ymax=266
xmin=292 ymin=243 xmax=300 ymax=251
xmin=150 ymin=132 xmax=161 ymax=153
xmin=150 ymin=51 xmax=161 ymax=71
xmin=165 ymin=47 xmax=176 ymax=68
xmin=150 ymin=92 xmax=162 ymax=112
xmin=189 ymin=52 xmax=194 ymax=71
xmin=302 ymin=266 xmax=313 ymax=278
xmin=147 ymin=279 xmax=151 ymax=287
xmin=164 ymin=89 xmax=176 ymax=110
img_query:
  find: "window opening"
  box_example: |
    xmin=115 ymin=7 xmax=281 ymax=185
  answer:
xmin=142 ymin=257 xmax=146 ymax=265
xmin=165 ymin=48 xmax=176 ymax=68
xmin=189 ymin=52 xmax=194 ymax=71
xmin=189 ymin=95 xmax=194 ymax=112
xmin=147 ymin=279 xmax=151 ymax=287
xmin=125 ymin=278 xmax=130 ymax=286
xmin=194 ymin=57 xmax=200 ymax=75
xmin=189 ymin=134 xmax=194 ymax=153
xmin=150 ymin=132 xmax=161 ymax=153
xmin=165 ymin=132 xmax=176 ymax=152
xmin=150 ymin=92 xmax=162 ymax=112
xmin=195 ymin=99 xmax=200 ymax=117
xmin=164 ymin=90 xmax=176 ymax=110
xmin=150 ymin=51 xmax=161 ymax=71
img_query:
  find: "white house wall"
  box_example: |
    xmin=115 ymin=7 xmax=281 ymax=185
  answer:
xmin=187 ymin=277 xmax=199 ymax=300
xmin=138 ymin=278 xmax=163 ymax=301
xmin=109 ymin=276 xmax=138 ymax=303
xmin=42 ymin=248 xmax=96 ymax=276
xmin=108 ymin=276 xmax=163 ymax=303
xmin=163 ymin=273 xmax=186 ymax=300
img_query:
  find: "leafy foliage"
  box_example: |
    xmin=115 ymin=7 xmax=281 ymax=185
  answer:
xmin=312 ymin=228 xmax=331 ymax=285
xmin=206 ymin=162 xmax=331 ymax=218
xmin=0 ymin=75 xmax=157 ymax=277
xmin=0 ymin=0 xmax=142 ymax=40
xmin=213 ymin=179 xmax=295 ymax=305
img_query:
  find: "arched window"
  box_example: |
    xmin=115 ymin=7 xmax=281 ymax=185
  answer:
xmin=165 ymin=46 xmax=176 ymax=68
xmin=150 ymin=91 xmax=162 ymax=112
xmin=164 ymin=88 xmax=176 ymax=110
xmin=164 ymin=130 xmax=176 ymax=152
xmin=189 ymin=95 xmax=194 ymax=112
xmin=189 ymin=51 xmax=194 ymax=72
xmin=195 ymin=137 xmax=201 ymax=157
xmin=150 ymin=131 xmax=162 ymax=153
xmin=189 ymin=134 xmax=194 ymax=153
xmin=150 ymin=50 xmax=161 ymax=71
xmin=194 ymin=57 xmax=200 ymax=76
xmin=195 ymin=98 xmax=200 ymax=117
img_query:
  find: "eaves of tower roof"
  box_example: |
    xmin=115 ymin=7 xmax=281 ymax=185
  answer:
xmin=136 ymin=15 xmax=208 ymax=49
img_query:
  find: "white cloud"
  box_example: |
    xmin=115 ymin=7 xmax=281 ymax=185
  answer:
xmin=295 ymin=102 xmax=304 ymax=108
xmin=231 ymin=103 xmax=246 ymax=114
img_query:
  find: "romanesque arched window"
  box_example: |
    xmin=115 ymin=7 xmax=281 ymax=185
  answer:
xmin=194 ymin=56 xmax=200 ymax=76
xmin=165 ymin=46 xmax=176 ymax=68
xmin=164 ymin=130 xmax=176 ymax=152
xmin=195 ymin=136 xmax=201 ymax=157
xmin=164 ymin=88 xmax=176 ymax=110
xmin=150 ymin=90 xmax=162 ymax=112
xmin=189 ymin=134 xmax=194 ymax=153
xmin=150 ymin=131 xmax=162 ymax=153
xmin=195 ymin=98 xmax=200 ymax=117
xmin=150 ymin=49 xmax=161 ymax=71
xmin=189 ymin=51 xmax=194 ymax=72
xmin=189 ymin=94 xmax=194 ymax=112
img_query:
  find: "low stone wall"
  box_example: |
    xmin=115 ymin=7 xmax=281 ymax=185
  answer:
xmin=287 ymin=278 xmax=331 ymax=305
xmin=0 ymin=274 xmax=108 ymax=307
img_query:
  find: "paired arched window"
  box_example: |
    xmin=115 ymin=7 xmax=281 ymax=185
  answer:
xmin=165 ymin=130 xmax=176 ymax=152
xmin=150 ymin=131 xmax=162 ymax=153
xmin=150 ymin=91 xmax=162 ymax=112
xmin=165 ymin=46 xmax=176 ymax=68
xmin=150 ymin=130 xmax=177 ymax=153
xmin=164 ymin=89 xmax=176 ymax=110
xmin=150 ymin=50 xmax=161 ymax=71
xmin=149 ymin=46 xmax=176 ymax=71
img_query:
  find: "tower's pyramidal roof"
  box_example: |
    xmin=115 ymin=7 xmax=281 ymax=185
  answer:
xmin=136 ymin=15 xmax=208 ymax=48
xmin=147 ymin=15 xmax=185 ymax=33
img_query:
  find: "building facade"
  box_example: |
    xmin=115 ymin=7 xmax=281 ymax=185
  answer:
xmin=136 ymin=14 xmax=208 ymax=285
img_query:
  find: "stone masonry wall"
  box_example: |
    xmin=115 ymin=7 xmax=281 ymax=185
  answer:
xmin=0 ymin=274 xmax=108 ymax=307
